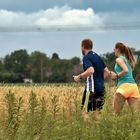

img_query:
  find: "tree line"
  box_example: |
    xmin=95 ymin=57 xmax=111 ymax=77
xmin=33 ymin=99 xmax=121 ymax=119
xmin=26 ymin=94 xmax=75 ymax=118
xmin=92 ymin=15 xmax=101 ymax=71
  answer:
xmin=0 ymin=48 xmax=140 ymax=83
xmin=0 ymin=50 xmax=82 ymax=83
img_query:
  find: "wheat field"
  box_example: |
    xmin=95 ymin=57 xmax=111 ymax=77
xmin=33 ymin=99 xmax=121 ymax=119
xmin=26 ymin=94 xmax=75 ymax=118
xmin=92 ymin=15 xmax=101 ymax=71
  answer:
xmin=0 ymin=83 xmax=140 ymax=140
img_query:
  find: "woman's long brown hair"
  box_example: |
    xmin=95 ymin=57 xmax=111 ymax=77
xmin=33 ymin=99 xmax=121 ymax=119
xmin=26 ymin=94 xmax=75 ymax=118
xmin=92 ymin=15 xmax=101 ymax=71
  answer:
xmin=115 ymin=42 xmax=136 ymax=70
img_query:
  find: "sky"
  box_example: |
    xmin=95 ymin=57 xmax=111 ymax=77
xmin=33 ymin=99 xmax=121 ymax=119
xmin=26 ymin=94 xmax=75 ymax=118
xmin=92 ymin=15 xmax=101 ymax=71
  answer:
xmin=0 ymin=0 xmax=140 ymax=59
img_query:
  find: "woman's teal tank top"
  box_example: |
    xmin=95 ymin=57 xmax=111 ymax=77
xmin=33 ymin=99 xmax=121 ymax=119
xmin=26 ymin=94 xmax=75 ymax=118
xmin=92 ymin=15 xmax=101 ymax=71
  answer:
xmin=114 ymin=56 xmax=135 ymax=87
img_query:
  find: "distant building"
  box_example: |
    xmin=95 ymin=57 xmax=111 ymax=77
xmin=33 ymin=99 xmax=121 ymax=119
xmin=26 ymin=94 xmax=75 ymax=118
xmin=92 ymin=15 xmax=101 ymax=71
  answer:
xmin=23 ymin=78 xmax=33 ymax=83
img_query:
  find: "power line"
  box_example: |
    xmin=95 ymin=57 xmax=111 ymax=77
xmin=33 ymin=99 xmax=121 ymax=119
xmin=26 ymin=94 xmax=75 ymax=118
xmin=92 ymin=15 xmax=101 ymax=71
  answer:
xmin=0 ymin=22 xmax=140 ymax=32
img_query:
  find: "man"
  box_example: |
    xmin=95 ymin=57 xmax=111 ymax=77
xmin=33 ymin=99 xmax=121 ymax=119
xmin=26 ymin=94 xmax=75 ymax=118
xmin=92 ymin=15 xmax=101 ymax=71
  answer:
xmin=73 ymin=38 xmax=109 ymax=120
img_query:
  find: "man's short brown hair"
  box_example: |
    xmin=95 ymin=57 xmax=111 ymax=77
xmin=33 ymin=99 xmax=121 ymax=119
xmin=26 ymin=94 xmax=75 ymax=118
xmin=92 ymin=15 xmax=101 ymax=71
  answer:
xmin=81 ymin=39 xmax=93 ymax=49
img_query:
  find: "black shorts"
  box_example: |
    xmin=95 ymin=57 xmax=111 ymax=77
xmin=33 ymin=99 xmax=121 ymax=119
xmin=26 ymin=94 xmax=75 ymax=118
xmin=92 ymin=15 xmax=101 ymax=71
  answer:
xmin=81 ymin=90 xmax=105 ymax=112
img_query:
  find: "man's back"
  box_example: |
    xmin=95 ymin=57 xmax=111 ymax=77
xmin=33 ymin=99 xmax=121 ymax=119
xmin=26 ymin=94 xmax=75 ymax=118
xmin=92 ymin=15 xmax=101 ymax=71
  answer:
xmin=83 ymin=51 xmax=106 ymax=93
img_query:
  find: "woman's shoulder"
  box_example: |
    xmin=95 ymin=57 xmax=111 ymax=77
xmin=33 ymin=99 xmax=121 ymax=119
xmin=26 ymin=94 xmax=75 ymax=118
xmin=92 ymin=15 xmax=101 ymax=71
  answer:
xmin=116 ymin=56 xmax=124 ymax=62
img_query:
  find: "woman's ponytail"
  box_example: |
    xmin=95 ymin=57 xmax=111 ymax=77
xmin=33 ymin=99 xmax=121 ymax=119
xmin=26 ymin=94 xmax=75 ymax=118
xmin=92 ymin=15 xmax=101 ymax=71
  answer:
xmin=125 ymin=47 xmax=136 ymax=70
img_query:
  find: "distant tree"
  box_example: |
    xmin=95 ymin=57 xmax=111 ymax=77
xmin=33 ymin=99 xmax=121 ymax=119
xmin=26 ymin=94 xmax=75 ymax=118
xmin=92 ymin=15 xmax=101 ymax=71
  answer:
xmin=135 ymin=50 xmax=140 ymax=60
xmin=70 ymin=57 xmax=81 ymax=65
xmin=28 ymin=51 xmax=48 ymax=82
xmin=51 ymin=53 xmax=59 ymax=60
xmin=0 ymin=72 xmax=23 ymax=83
xmin=4 ymin=49 xmax=29 ymax=79
xmin=48 ymin=59 xmax=73 ymax=83
xmin=102 ymin=52 xmax=116 ymax=70
xmin=0 ymin=59 xmax=4 ymax=71
xmin=133 ymin=50 xmax=140 ymax=83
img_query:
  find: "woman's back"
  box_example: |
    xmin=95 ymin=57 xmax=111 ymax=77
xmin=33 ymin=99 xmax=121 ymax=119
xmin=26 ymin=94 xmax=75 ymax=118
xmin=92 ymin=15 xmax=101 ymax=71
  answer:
xmin=114 ymin=55 xmax=135 ymax=87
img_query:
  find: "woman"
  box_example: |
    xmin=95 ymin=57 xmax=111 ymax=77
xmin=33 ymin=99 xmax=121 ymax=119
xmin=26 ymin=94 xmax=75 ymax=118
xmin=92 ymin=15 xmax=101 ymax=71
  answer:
xmin=111 ymin=42 xmax=140 ymax=115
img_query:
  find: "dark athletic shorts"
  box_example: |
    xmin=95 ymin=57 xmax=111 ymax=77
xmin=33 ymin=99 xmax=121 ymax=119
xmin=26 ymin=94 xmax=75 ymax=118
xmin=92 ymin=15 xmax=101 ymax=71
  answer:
xmin=81 ymin=89 xmax=105 ymax=112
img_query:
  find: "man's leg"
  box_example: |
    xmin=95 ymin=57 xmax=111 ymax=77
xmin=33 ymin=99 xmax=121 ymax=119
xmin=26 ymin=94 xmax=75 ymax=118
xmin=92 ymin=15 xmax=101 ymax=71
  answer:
xmin=93 ymin=93 xmax=105 ymax=120
xmin=81 ymin=90 xmax=90 ymax=121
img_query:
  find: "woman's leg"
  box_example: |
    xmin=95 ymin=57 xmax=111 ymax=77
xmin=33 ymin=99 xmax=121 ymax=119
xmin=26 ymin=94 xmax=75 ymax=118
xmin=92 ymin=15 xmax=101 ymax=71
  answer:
xmin=113 ymin=92 xmax=125 ymax=115
xmin=127 ymin=97 xmax=139 ymax=113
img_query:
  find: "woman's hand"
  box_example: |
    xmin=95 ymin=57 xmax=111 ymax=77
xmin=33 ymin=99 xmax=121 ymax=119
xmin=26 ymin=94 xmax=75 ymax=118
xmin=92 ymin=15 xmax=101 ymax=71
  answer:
xmin=110 ymin=71 xmax=118 ymax=80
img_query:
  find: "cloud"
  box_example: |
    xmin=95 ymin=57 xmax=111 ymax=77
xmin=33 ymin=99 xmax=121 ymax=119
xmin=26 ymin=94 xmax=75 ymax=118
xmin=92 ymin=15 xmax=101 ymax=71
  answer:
xmin=0 ymin=6 xmax=104 ymax=31
xmin=1 ymin=5 xmax=139 ymax=32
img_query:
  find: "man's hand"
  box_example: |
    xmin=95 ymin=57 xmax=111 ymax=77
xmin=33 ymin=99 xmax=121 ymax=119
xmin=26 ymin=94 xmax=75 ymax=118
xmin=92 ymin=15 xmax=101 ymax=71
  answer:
xmin=73 ymin=67 xmax=94 ymax=83
xmin=104 ymin=67 xmax=110 ymax=79
xmin=73 ymin=75 xmax=81 ymax=82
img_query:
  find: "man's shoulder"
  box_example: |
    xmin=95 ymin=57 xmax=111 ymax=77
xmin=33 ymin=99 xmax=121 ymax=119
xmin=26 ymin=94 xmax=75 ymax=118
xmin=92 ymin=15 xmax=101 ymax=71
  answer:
xmin=88 ymin=51 xmax=100 ymax=60
xmin=83 ymin=51 xmax=100 ymax=62
xmin=83 ymin=55 xmax=89 ymax=62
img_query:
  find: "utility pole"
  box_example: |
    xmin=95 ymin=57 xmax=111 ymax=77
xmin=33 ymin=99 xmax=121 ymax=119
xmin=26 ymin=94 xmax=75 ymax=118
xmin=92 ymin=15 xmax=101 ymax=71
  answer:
xmin=40 ymin=59 xmax=43 ymax=83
